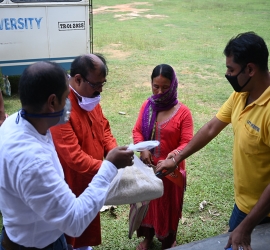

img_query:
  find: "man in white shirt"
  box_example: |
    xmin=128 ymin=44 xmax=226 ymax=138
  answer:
xmin=0 ymin=61 xmax=134 ymax=250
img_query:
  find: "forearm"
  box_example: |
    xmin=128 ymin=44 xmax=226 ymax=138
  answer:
xmin=22 ymin=160 xmax=117 ymax=237
xmin=175 ymin=116 xmax=227 ymax=164
xmin=64 ymin=160 xmax=118 ymax=237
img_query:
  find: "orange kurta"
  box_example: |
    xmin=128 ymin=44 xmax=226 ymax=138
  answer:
xmin=50 ymin=89 xmax=117 ymax=248
xmin=132 ymin=100 xmax=193 ymax=239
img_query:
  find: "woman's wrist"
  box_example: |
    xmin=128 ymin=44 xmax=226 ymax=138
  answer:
xmin=171 ymin=149 xmax=181 ymax=156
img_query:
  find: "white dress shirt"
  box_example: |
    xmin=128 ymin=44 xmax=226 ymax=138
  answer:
xmin=0 ymin=112 xmax=117 ymax=248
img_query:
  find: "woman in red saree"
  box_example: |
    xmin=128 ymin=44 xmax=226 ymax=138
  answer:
xmin=132 ymin=64 xmax=193 ymax=250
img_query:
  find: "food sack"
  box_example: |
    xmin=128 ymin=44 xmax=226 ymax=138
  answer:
xmin=105 ymin=155 xmax=164 ymax=205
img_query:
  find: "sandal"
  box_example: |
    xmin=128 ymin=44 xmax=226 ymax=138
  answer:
xmin=136 ymin=242 xmax=148 ymax=250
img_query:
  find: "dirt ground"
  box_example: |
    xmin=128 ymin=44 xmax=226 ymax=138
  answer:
xmin=94 ymin=2 xmax=167 ymax=21
xmin=93 ymin=2 xmax=168 ymax=60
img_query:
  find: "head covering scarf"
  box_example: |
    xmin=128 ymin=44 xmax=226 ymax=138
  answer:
xmin=142 ymin=69 xmax=178 ymax=141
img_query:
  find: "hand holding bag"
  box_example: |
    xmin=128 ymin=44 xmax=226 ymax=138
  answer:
xmin=104 ymin=154 xmax=164 ymax=205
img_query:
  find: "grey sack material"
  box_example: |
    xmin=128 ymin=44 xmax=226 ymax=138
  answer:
xmin=105 ymin=155 xmax=164 ymax=205
xmin=128 ymin=201 xmax=150 ymax=239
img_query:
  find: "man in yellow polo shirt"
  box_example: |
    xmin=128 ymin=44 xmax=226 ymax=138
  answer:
xmin=156 ymin=31 xmax=270 ymax=233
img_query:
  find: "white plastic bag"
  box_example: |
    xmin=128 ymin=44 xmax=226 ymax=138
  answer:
xmin=105 ymin=155 xmax=164 ymax=205
xmin=127 ymin=140 xmax=159 ymax=151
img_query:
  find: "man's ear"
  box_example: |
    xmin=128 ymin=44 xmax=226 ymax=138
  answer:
xmin=74 ymin=74 xmax=83 ymax=86
xmin=247 ymin=63 xmax=256 ymax=77
xmin=47 ymin=94 xmax=57 ymax=112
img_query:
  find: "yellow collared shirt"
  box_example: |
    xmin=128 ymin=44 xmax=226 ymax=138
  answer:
xmin=216 ymin=87 xmax=270 ymax=214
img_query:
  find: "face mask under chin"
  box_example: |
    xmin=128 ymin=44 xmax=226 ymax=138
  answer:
xmin=17 ymin=98 xmax=72 ymax=126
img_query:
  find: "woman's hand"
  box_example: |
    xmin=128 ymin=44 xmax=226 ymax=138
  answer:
xmin=140 ymin=150 xmax=153 ymax=165
xmin=166 ymin=152 xmax=175 ymax=159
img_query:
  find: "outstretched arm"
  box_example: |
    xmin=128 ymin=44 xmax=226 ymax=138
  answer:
xmin=156 ymin=116 xmax=228 ymax=175
xmin=225 ymin=184 xmax=270 ymax=250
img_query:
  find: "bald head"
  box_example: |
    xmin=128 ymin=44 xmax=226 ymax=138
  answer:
xmin=70 ymin=53 xmax=108 ymax=79
xmin=19 ymin=61 xmax=68 ymax=112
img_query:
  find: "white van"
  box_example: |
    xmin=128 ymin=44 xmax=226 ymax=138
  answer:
xmin=0 ymin=0 xmax=93 ymax=75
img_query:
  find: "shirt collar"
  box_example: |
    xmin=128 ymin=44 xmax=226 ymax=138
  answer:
xmin=253 ymin=86 xmax=270 ymax=106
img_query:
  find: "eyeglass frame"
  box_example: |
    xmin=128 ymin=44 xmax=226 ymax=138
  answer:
xmin=82 ymin=76 xmax=107 ymax=89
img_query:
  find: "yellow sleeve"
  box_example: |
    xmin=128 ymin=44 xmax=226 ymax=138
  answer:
xmin=216 ymin=92 xmax=234 ymax=124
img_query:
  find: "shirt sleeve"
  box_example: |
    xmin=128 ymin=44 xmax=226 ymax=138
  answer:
xmin=19 ymin=159 xmax=118 ymax=237
xmin=132 ymin=101 xmax=148 ymax=144
xmin=216 ymin=92 xmax=234 ymax=124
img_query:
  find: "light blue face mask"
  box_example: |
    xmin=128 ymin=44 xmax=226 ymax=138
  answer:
xmin=57 ymin=98 xmax=71 ymax=125
xmin=16 ymin=98 xmax=71 ymax=125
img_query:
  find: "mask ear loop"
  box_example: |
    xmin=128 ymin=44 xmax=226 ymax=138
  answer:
xmin=16 ymin=110 xmax=22 ymax=124
xmin=20 ymin=109 xmax=64 ymax=118
xmin=15 ymin=109 xmax=64 ymax=124
xmin=239 ymin=65 xmax=252 ymax=91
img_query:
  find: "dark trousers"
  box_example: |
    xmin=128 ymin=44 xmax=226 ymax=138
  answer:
xmin=0 ymin=227 xmax=68 ymax=250
xmin=228 ymin=203 xmax=270 ymax=232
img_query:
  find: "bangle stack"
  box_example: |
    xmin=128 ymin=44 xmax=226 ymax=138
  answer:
xmin=172 ymin=149 xmax=181 ymax=156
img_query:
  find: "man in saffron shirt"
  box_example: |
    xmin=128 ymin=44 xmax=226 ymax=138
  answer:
xmin=50 ymin=54 xmax=117 ymax=250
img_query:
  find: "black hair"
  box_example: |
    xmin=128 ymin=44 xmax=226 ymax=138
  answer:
xmin=224 ymin=31 xmax=269 ymax=71
xmin=69 ymin=53 xmax=108 ymax=79
xmin=19 ymin=61 xmax=67 ymax=112
xmin=151 ymin=64 xmax=174 ymax=82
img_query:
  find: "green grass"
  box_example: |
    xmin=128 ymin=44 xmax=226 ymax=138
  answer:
xmin=1 ymin=0 xmax=270 ymax=249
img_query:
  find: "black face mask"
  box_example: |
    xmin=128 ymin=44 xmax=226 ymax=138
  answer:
xmin=225 ymin=66 xmax=251 ymax=92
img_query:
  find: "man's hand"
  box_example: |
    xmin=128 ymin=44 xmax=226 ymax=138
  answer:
xmin=225 ymin=225 xmax=252 ymax=250
xmin=140 ymin=150 xmax=153 ymax=165
xmin=106 ymin=146 xmax=134 ymax=169
xmin=156 ymin=158 xmax=176 ymax=177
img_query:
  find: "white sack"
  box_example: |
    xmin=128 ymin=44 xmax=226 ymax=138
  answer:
xmin=105 ymin=155 xmax=164 ymax=205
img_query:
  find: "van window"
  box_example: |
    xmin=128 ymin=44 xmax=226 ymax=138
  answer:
xmin=11 ymin=0 xmax=81 ymax=2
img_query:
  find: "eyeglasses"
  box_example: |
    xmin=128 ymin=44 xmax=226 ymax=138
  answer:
xmin=83 ymin=77 xmax=107 ymax=89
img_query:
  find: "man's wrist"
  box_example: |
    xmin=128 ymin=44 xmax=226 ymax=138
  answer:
xmin=238 ymin=217 xmax=257 ymax=234
xmin=171 ymin=157 xmax=178 ymax=169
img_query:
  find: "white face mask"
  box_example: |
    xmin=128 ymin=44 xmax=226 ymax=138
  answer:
xmin=70 ymin=85 xmax=101 ymax=111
